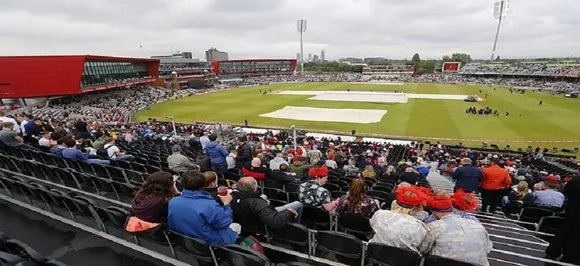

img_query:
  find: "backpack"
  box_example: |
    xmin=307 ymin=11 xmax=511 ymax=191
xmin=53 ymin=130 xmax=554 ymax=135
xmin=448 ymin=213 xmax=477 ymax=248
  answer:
xmin=239 ymin=235 xmax=264 ymax=254
xmin=97 ymin=145 xmax=114 ymax=158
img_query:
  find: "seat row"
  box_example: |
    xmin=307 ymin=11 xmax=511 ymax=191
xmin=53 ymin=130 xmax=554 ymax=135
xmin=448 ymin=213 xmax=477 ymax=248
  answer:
xmin=0 ymin=231 xmax=67 ymax=266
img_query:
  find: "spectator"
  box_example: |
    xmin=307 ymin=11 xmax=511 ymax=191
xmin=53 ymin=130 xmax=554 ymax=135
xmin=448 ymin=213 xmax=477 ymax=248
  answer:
xmin=424 ymin=190 xmax=480 ymax=224
xmin=201 ymin=171 xmax=221 ymax=203
xmin=546 ymin=176 xmax=580 ymax=264
xmin=0 ymin=111 xmax=20 ymax=133
xmin=336 ymin=179 xmax=380 ymax=219
xmin=390 ymin=186 xmax=429 ymax=220
xmin=270 ymin=164 xmax=299 ymax=185
xmin=167 ymin=145 xmax=200 ymax=173
xmin=343 ymin=160 xmax=360 ymax=176
xmin=132 ymin=172 xmax=179 ymax=223
xmin=480 ymin=159 xmax=512 ymax=213
xmin=199 ymin=132 xmax=210 ymax=150
xmin=0 ymin=123 xmax=35 ymax=150
xmin=298 ymin=166 xmax=337 ymax=211
xmin=502 ymin=181 xmax=534 ymax=211
xmin=418 ymin=195 xmax=493 ymax=266
xmin=289 ymin=156 xmax=312 ymax=180
xmin=400 ymin=167 xmax=421 ymax=185
xmin=307 ymin=147 xmax=323 ymax=164
xmin=362 ymin=165 xmax=377 ymax=179
xmin=226 ymin=149 xmax=237 ymax=170
xmin=50 ymin=137 xmax=70 ymax=157
xmin=92 ymin=131 xmax=106 ymax=150
xmin=325 ymin=153 xmax=338 ymax=169
xmin=204 ymin=134 xmax=229 ymax=173
xmin=533 ymin=181 xmax=565 ymax=208
xmin=269 ymin=153 xmax=289 ymax=171
xmin=369 ymin=186 xmax=429 ymax=253
xmin=103 ymin=137 xmax=134 ymax=161
xmin=38 ymin=131 xmax=52 ymax=149
xmin=62 ymin=139 xmax=110 ymax=165
xmin=452 ymin=158 xmax=483 ymax=193
xmin=242 ymin=158 xmax=269 ymax=181
xmin=168 ymin=170 xmax=240 ymax=246
xmin=231 ymin=177 xmax=302 ymax=229
xmin=235 ymin=136 xmax=252 ymax=169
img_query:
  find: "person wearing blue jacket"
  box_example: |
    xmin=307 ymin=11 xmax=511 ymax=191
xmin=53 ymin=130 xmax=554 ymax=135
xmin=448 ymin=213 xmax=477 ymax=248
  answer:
xmin=61 ymin=139 xmax=110 ymax=165
xmin=452 ymin=158 xmax=483 ymax=193
xmin=204 ymin=134 xmax=229 ymax=174
xmin=168 ymin=170 xmax=240 ymax=246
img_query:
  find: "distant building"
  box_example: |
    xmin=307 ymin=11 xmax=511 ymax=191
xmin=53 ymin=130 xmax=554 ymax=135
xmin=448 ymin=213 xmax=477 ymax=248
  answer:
xmin=296 ymin=53 xmax=301 ymax=62
xmin=339 ymin=57 xmax=364 ymax=64
xmin=364 ymin=57 xmax=387 ymax=64
xmin=151 ymin=52 xmax=199 ymax=61
xmin=321 ymin=50 xmax=326 ymax=62
xmin=307 ymin=53 xmax=312 ymax=62
xmin=155 ymin=56 xmax=215 ymax=89
xmin=205 ymin=48 xmax=229 ymax=62
xmin=182 ymin=52 xmax=193 ymax=59
xmin=211 ymin=59 xmax=297 ymax=79
xmin=313 ymin=55 xmax=319 ymax=62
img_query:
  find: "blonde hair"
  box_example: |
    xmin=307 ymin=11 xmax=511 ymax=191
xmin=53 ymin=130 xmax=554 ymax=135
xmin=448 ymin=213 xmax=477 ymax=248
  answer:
xmin=362 ymin=165 xmax=376 ymax=179
xmin=516 ymin=181 xmax=529 ymax=198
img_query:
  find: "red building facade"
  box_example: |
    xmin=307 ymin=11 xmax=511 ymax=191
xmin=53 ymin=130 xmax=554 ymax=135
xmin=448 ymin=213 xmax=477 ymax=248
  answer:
xmin=0 ymin=55 xmax=160 ymax=98
xmin=211 ymin=59 xmax=297 ymax=79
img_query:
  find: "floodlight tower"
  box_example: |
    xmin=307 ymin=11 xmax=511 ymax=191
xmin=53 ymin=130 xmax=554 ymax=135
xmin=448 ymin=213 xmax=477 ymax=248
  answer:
xmin=491 ymin=0 xmax=510 ymax=61
xmin=297 ymin=19 xmax=307 ymax=74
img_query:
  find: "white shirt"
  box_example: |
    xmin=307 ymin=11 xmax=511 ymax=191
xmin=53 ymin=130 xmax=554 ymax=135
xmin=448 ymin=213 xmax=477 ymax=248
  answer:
xmin=39 ymin=137 xmax=51 ymax=147
xmin=104 ymin=144 xmax=120 ymax=159
xmin=20 ymin=119 xmax=28 ymax=135
xmin=0 ymin=117 xmax=20 ymax=133
xmin=325 ymin=159 xmax=337 ymax=169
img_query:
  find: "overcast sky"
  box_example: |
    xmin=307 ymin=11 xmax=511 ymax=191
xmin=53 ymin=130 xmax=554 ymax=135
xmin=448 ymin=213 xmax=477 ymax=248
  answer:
xmin=1 ymin=0 xmax=579 ymax=60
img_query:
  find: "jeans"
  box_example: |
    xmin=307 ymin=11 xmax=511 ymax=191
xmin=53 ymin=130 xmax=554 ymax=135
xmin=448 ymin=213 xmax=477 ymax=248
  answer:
xmin=115 ymin=155 xmax=134 ymax=161
xmin=480 ymin=188 xmax=503 ymax=213
xmin=212 ymin=163 xmax=228 ymax=174
xmin=275 ymin=201 xmax=303 ymax=223
xmin=87 ymin=159 xmax=110 ymax=165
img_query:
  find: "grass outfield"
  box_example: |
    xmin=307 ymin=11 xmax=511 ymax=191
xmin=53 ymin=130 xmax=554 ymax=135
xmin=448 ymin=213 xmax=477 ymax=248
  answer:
xmin=134 ymin=82 xmax=580 ymax=150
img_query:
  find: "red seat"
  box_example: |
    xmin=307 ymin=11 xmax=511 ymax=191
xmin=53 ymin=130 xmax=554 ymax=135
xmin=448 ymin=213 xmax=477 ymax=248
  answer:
xmin=242 ymin=167 xmax=266 ymax=180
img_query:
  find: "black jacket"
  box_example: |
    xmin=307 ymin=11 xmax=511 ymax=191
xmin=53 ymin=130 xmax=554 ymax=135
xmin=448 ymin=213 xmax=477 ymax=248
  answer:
xmin=270 ymin=170 xmax=299 ymax=184
xmin=235 ymin=142 xmax=253 ymax=168
xmin=546 ymin=177 xmax=580 ymax=263
xmin=231 ymin=190 xmax=293 ymax=230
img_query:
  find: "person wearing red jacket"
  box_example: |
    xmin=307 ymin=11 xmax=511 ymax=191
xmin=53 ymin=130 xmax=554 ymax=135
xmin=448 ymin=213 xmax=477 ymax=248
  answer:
xmin=480 ymin=159 xmax=512 ymax=213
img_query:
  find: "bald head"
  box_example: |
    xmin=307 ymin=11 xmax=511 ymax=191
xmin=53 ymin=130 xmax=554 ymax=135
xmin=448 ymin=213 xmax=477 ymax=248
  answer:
xmin=398 ymin=182 xmax=412 ymax=188
xmin=238 ymin=177 xmax=258 ymax=192
xmin=276 ymin=153 xmax=284 ymax=158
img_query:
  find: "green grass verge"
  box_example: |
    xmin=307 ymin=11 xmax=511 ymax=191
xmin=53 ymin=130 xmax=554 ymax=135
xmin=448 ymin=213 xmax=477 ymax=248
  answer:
xmin=134 ymin=82 xmax=580 ymax=152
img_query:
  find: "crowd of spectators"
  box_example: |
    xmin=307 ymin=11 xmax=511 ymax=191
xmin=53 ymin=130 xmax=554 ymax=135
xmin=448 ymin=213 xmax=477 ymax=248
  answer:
xmin=461 ymin=62 xmax=580 ymax=76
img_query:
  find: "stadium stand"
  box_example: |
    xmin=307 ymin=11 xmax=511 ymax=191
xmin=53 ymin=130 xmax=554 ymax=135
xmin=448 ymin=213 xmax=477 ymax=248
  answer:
xmin=1 ymin=72 xmax=579 ymax=266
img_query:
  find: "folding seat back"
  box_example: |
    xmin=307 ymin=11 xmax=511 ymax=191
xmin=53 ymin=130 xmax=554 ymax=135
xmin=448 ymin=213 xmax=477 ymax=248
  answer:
xmin=263 ymin=187 xmax=289 ymax=202
xmin=3 ymin=239 xmax=47 ymax=264
xmin=315 ymin=231 xmax=362 ymax=260
xmin=165 ymin=230 xmax=214 ymax=263
xmin=272 ymin=223 xmax=309 ymax=247
xmin=338 ymin=214 xmax=373 ymax=240
xmin=213 ymin=245 xmax=270 ymax=266
xmin=302 ymin=206 xmax=332 ymax=230
xmin=424 ymin=255 xmax=478 ymax=266
xmin=366 ymin=242 xmax=422 ymax=266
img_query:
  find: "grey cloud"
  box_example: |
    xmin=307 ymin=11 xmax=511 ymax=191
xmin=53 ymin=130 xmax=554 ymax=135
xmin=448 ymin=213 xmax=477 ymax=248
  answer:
xmin=0 ymin=0 xmax=579 ymax=60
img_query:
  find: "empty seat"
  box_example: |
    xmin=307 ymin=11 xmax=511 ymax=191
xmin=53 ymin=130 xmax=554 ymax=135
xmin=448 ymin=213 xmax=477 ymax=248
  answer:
xmin=338 ymin=214 xmax=373 ymax=240
xmin=213 ymin=245 xmax=270 ymax=266
xmin=272 ymin=223 xmax=309 ymax=249
xmin=263 ymin=187 xmax=289 ymax=202
xmin=302 ymin=206 xmax=333 ymax=230
xmin=164 ymin=230 xmax=213 ymax=262
xmin=315 ymin=231 xmax=363 ymax=264
xmin=366 ymin=243 xmax=422 ymax=266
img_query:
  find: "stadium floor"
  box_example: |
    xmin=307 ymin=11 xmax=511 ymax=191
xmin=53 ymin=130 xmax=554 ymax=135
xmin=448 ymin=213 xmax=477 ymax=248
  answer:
xmin=0 ymin=203 xmax=174 ymax=266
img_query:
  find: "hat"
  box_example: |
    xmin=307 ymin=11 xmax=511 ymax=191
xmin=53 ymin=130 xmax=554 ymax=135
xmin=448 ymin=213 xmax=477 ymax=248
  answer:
xmin=171 ymin=145 xmax=182 ymax=152
xmin=451 ymin=190 xmax=478 ymax=211
xmin=395 ymin=186 xmax=423 ymax=208
xmin=328 ymin=153 xmax=335 ymax=160
xmin=309 ymin=166 xmax=328 ymax=179
xmin=429 ymin=195 xmax=454 ymax=213
xmin=251 ymin=158 xmax=261 ymax=168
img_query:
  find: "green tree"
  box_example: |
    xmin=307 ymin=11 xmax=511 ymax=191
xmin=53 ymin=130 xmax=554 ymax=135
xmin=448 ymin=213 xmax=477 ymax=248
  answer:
xmin=415 ymin=60 xmax=436 ymax=74
xmin=495 ymin=55 xmax=501 ymax=61
xmin=451 ymin=53 xmax=472 ymax=65
xmin=412 ymin=53 xmax=421 ymax=64
xmin=442 ymin=55 xmax=452 ymax=62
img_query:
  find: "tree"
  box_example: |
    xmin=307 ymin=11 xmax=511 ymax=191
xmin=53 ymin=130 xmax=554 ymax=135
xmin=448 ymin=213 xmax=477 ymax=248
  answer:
xmin=451 ymin=53 xmax=472 ymax=65
xmin=495 ymin=55 xmax=501 ymax=61
xmin=442 ymin=55 xmax=452 ymax=62
xmin=411 ymin=53 xmax=421 ymax=64
xmin=415 ymin=60 xmax=436 ymax=74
